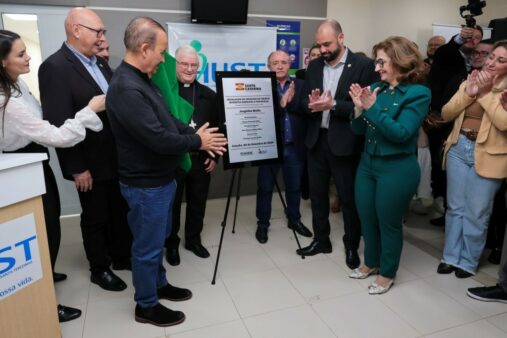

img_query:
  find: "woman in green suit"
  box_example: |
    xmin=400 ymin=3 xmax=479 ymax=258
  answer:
xmin=348 ymin=36 xmax=431 ymax=294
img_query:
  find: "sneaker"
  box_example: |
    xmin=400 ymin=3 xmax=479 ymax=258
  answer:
xmin=467 ymin=284 xmax=507 ymax=304
xmin=135 ymin=303 xmax=185 ymax=327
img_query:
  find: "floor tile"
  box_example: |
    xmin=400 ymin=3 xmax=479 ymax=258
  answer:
xmin=487 ymin=312 xmax=507 ymax=333
xmin=243 ymin=305 xmax=336 ymax=338
xmin=425 ymin=319 xmax=507 ymax=338
xmin=424 ymin=274 xmax=507 ymax=318
xmin=313 ymin=292 xmax=418 ymax=338
xmin=83 ymin=297 xmax=164 ymax=338
xmin=281 ymin=259 xmax=362 ymax=303
xmin=170 ymin=320 xmax=250 ymax=338
xmin=222 ymin=268 xmax=306 ymax=317
xmin=207 ymin=241 xmax=277 ymax=279
xmin=378 ymin=279 xmax=480 ymax=335
xmin=54 ymin=196 xmax=507 ymax=338
xmin=399 ymin=242 xmax=440 ymax=278
xmin=164 ymin=280 xmax=240 ymax=335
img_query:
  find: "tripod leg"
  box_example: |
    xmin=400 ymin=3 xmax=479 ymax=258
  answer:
xmin=232 ymin=168 xmax=243 ymax=234
xmin=269 ymin=168 xmax=305 ymax=259
xmin=212 ymin=169 xmax=237 ymax=284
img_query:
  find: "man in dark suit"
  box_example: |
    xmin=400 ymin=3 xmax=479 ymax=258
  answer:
xmin=39 ymin=7 xmax=130 ymax=292
xmin=254 ymin=50 xmax=312 ymax=244
xmin=296 ymin=19 xmax=378 ymax=269
xmin=164 ymin=45 xmax=219 ymax=265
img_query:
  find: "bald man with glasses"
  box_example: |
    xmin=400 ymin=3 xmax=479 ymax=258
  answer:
xmin=39 ymin=7 xmax=132 ymax=292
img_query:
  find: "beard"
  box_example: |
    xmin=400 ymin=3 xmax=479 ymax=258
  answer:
xmin=322 ymin=45 xmax=341 ymax=62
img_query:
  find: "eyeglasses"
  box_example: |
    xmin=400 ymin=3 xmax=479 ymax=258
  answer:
xmin=176 ymin=61 xmax=199 ymax=69
xmin=471 ymin=51 xmax=490 ymax=57
xmin=374 ymin=58 xmax=387 ymax=68
xmin=78 ymin=24 xmax=107 ymax=38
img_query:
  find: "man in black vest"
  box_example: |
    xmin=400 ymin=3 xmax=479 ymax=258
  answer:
xmin=297 ymin=19 xmax=378 ymax=269
xmin=39 ymin=7 xmax=131 ymax=292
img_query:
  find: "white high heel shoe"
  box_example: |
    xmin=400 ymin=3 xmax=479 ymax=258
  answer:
xmin=349 ymin=267 xmax=379 ymax=279
xmin=368 ymin=279 xmax=394 ymax=295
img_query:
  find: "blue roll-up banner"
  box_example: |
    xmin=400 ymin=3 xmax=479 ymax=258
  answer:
xmin=266 ymin=20 xmax=301 ymax=74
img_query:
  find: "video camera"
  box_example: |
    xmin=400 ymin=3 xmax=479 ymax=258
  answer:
xmin=460 ymin=0 xmax=486 ymax=28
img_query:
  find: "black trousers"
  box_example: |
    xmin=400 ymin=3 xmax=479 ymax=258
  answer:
xmin=427 ymin=123 xmax=453 ymax=200
xmin=41 ymin=162 xmax=61 ymax=271
xmin=165 ymin=153 xmax=211 ymax=249
xmin=307 ymin=130 xmax=361 ymax=250
xmin=77 ymin=179 xmax=131 ymax=272
xmin=486 ymin=182 xmax=507 ymax=250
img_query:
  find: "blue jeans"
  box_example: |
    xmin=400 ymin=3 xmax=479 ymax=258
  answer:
xmin=256 ymin=145 xmax=303 ymax=228
xmin=442 ymin=135 xmax=502 ymax=273
xmin=120 ymin=180 xmax=177 ymax=307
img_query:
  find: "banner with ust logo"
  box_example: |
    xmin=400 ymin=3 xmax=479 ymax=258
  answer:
xmin=167 ymin=22 xmax=277 ymax=90
xmin=0 ymin=213 xmax=43 ymax=300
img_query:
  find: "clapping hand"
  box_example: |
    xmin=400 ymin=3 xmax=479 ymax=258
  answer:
xmin=466 ymin=70 xmax=494 ymax=97
xmin=196 ymin=122 xmax=228 ymax=158
xmin=349 ymin=83 xmax=364 ymax=109
xmin=308 ymin=89 xmax=333 ymax=112
xmin=359 ymin=86 xmax=379 ymax=110
xmin=280 ymin=81 xmax=295 ymax=108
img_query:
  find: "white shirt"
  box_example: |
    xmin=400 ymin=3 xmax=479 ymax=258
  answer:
xmin=321 ymin=48 xmax=349 ymax=129
xmin=0 ymin=79 xmax=103 ymax=152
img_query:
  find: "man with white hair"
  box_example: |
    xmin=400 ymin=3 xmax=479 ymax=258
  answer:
xmin=254 ymin=49 xmax=312 ymax=244
xmin=164 ymin=45 xmax=220 ymax=266
xmin=39 ymin=7 xmax=131 ymax=295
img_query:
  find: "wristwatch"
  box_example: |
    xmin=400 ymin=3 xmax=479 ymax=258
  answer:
xmin=330 ymin=100 xmax=337 ymax=111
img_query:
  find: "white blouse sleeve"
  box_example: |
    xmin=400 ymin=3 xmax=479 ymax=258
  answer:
xmin=5 ymin=98 xmax=103 ymax=148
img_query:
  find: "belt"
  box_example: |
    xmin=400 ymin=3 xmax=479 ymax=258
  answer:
xmin=460 ymin=129 xmax=478 ymax=141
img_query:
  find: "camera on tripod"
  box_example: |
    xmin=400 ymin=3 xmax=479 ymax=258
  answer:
xmin=460 ymin=0 xmax=486 ymax=28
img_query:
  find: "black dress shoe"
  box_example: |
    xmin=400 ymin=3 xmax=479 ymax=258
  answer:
xmin=437 ymin=262 xmax=456 ymax=274
xmin=296 ymin=240 xmax=332 ymax=256
xmin=112 ymin=259 xmax=132 ymax=271
xmin=157 ymin=283 xmax=192 ymax=301
xmin=57 ymin=304 xmax=82 ymax=322
xmin=91 ymin=269 xmax=127 ymax=291
xmin=455 ymin=268 xmax=474 ymax=278
xmin=185 ymin=243 xmax=210 ymax=258
xmin=430 ymin=215 xmax=445 ymax=226
xmin=166 ymin=248 xmax=181 ymax=266
xmin=255 ymin=226 xmax=268 ymax=244
xmin=345 ymin=249 xmax=360 ymax=269
xmin=53 ymin=272 xmax=67 ymax=283
xmin=135 ymin=303 xmax=185 ymax=327
xmin=288 ymin=221 xmax=313 ymax=237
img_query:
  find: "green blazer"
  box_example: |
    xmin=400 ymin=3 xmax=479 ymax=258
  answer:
xmin=350 ymin=82 xmax=431 ymax=156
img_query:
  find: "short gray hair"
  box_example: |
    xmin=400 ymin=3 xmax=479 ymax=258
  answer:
xmin=124 ymin=16 xmax=165 ymax=52
xmin=175 ymin=45 xmax=197 ymax=60
xmin=267 ymin=49 xmax=290 ymax=64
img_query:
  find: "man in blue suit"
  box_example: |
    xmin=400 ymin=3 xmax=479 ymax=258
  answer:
xmin=255 ymin=50 xmax=312 ymax=243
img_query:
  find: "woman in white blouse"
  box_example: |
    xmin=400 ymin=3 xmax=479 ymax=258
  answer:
xmin=0 ymin=30 xmax=105 ymax=322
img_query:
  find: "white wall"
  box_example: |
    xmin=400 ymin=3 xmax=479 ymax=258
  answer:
xmin=327 ymin=0 xmax=507 ymax=57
